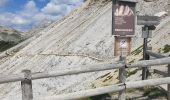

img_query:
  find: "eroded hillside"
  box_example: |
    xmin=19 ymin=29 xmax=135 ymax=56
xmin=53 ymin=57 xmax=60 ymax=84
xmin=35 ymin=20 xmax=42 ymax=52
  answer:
xmin=0 ymin=0 xmax=169 ymax=100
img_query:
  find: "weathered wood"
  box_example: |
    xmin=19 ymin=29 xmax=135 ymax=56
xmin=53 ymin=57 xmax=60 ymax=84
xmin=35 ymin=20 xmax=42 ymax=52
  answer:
xmin=126 ymin=77 xmax=170 ymax=88
xmin=154 ymin=69 xmax=168 ymax=77
xmin=0 ymin=57 xmax=170 ymax=84
xmin=127 ymin=57 xmax=170 ymax=68
xmin=0 ymin=62 xmax=123 ymax=84
xmin=168 ymin=58 xmax=170 ymax=100
xmin=137 ymin=21 xmax=160 ymax=26
xmin=36 ymin=77 xmax=170 ymax=100
xmin=142 ymin=26 xmax=149 ymax=80
xmin=146 ymin=50 xmax=166 ymax=58
xmin=118 ymin=56 xmax=126 ymax=100
xmin=21 ymin=70 xmax=33 ymax=100
xmin=37 ymin=84 xmax=125 ymax=100
xmin=0 ymin=73 xmax=25 ymax=84
xmin=31 ymin=62 xmax=124 ymax=80
xmin=137 ymin=16 xmax=160 ymax=25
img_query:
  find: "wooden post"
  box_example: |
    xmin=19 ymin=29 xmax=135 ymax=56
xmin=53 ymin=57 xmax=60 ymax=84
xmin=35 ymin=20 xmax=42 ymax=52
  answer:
xmin=168 ymin=0 xmax=170 ymax=14
xmin=118 ymin=56 xmax=126 ymax=100
xmin=142 ymin=26 xmax=149 ymax=80
xmin=21 ymin=70 xmax=33 ymax=100
xmin=168 ymin=55 xmax=170 ymax=100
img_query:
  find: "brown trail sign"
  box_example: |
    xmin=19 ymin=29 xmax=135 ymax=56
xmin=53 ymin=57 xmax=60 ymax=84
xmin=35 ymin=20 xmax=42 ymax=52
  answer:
xmin=112 ymin=0 xmax=137 ymax=57
xmin=112 ymin=0 xmax=137 ymax=36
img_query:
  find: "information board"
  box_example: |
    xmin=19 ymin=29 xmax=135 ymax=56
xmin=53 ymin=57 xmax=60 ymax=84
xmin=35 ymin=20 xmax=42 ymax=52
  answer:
xmin=113 ymin=1 xmax=136 ymax=36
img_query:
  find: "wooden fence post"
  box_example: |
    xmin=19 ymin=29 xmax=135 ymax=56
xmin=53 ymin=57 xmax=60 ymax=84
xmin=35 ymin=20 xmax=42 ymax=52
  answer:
xmin=168 ymin=55 xmax=170 ymax=100
xmin=118 ymin=56 xmax=126 ymax=100
xmin=21 ymin=70 xmax=33 ymax=100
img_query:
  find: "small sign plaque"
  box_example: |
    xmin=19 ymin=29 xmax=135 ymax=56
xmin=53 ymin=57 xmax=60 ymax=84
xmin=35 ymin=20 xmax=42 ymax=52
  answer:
xmin=114 ymin=37 xmax=131 ymax=56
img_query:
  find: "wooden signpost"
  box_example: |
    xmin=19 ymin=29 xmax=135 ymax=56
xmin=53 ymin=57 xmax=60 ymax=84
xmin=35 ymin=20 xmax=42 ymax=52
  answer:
xmin=137 ymin=16 xmax=160 ymax=26
xmin=112 ymin=0 xmax=137 ymax=100
xmin=113 ymin=0 xmax=137 ymax=56
xmin=137 ymin=16 xmax=160 ymax=80
xmin=112 ymin=0 xmax=161 ymax=99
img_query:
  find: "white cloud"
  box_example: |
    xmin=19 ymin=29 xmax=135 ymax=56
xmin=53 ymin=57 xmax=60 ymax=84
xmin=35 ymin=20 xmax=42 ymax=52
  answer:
xmin=50 ymin=0 xmax=83 ymax=4
xmin=42 ymin=3 xmax=66 ymax=15
xmin=0 ymin=0 xmax=83 ymax=32
xmin=38 ymin=0 xmax=47 ymax=2
xmin=0 ymin=13 xmax=30 ymax=25
xmin=0 ymin=0 xmax=9 ymax=7
xmin=42 ymin=0 xmax=83 ymax=15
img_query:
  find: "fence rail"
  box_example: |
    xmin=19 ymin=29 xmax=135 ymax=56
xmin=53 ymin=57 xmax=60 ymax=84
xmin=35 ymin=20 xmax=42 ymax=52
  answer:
xmin=0 ymin=57 xmax=170 ymax=100
xmin=37 ymin=77 xmax=170 ymax=100
xmin=145 ymin=50 xmax=170 ymax=100
xmin=146 ymin=50 xmax=166 ymax=58
xmin=1 ymin=57 xmax=170 ymax=84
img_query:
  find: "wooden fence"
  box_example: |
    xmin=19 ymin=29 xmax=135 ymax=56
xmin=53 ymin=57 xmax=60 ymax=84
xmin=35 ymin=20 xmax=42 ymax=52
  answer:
xmin=146 ymin=50 xmax=170 ymax=100
xmin=0 ymin=56 xmax=170 ymax=100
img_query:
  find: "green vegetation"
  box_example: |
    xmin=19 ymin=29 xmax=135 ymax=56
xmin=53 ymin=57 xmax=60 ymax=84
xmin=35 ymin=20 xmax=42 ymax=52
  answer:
xmin=126 ymin=69 xmax=138 ymax=77
xmin=131 ymin=45 xmax=143 ymax=55
xmin=126 ymin=87 xmax=166 ymax=99
xmin=142 ymin=87 xmax=167 ymax=99
xmin=96 ymin=72 xmax=111 ymax=80
xmin=81 ymin=86 xmax=166 ymax=100
xmin=163 ymin=44 xmax=170 ymax=53
xmin=0 ymin=41 xmax=17 ymax=52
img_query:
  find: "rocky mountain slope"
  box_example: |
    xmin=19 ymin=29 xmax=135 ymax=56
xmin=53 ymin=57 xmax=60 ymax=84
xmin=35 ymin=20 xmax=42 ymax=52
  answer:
xmin=0 ymin=0 xmax=169 ymax=99
xmin=0 ymin=26 xmax=24 ymax=43
xmin=0 ymin=26 xmax=25 ymax=53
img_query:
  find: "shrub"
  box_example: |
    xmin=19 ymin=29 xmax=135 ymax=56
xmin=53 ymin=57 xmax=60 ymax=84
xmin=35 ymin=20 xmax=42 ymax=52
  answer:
xmin=163 ymin=44 xmax=170 ymax=53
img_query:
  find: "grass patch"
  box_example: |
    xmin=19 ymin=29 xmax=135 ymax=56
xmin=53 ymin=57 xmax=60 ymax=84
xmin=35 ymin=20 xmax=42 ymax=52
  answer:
xmin=126 ymin=69 xmax=138 ymax=77
xmin=142 ymin=87 xmax=167 ymax=99
xmin=163 ymin=44 xmax=170 ymax=53
xmin=96 ymin=72 xmax=111 ymax=80
xmin=126 ymin=87 xmax=167 ymax=99
xmin=131 ymin=45 xmax=143 ymax=55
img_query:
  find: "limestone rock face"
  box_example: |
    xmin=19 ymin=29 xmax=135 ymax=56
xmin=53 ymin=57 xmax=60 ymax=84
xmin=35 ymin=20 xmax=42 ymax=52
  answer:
xmin=0 ymin=0 xmax=169 ymax=100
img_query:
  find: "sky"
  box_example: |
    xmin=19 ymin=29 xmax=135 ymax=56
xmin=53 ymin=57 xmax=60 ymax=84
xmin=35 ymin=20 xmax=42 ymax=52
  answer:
xmin=0 ymin=0 xmax=84 ymax=32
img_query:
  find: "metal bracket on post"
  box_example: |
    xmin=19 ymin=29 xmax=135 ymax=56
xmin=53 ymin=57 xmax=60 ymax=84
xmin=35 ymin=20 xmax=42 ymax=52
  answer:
xmin=21 ymin=70 xmax=33 ymax=100
xmin=118 ymin=56 xmax=126 ymax=100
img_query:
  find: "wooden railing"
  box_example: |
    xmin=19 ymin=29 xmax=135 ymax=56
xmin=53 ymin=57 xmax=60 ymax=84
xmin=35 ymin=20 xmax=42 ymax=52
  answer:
xmin=1 ymin=56 xmax=170 ymax=100
xmin=146 ymin=50 xmax=170 ymax=99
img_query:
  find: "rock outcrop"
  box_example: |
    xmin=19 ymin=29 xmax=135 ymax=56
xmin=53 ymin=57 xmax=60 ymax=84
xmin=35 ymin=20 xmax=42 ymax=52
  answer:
xmin=0 ymin=0 xmax=169 ymax=99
